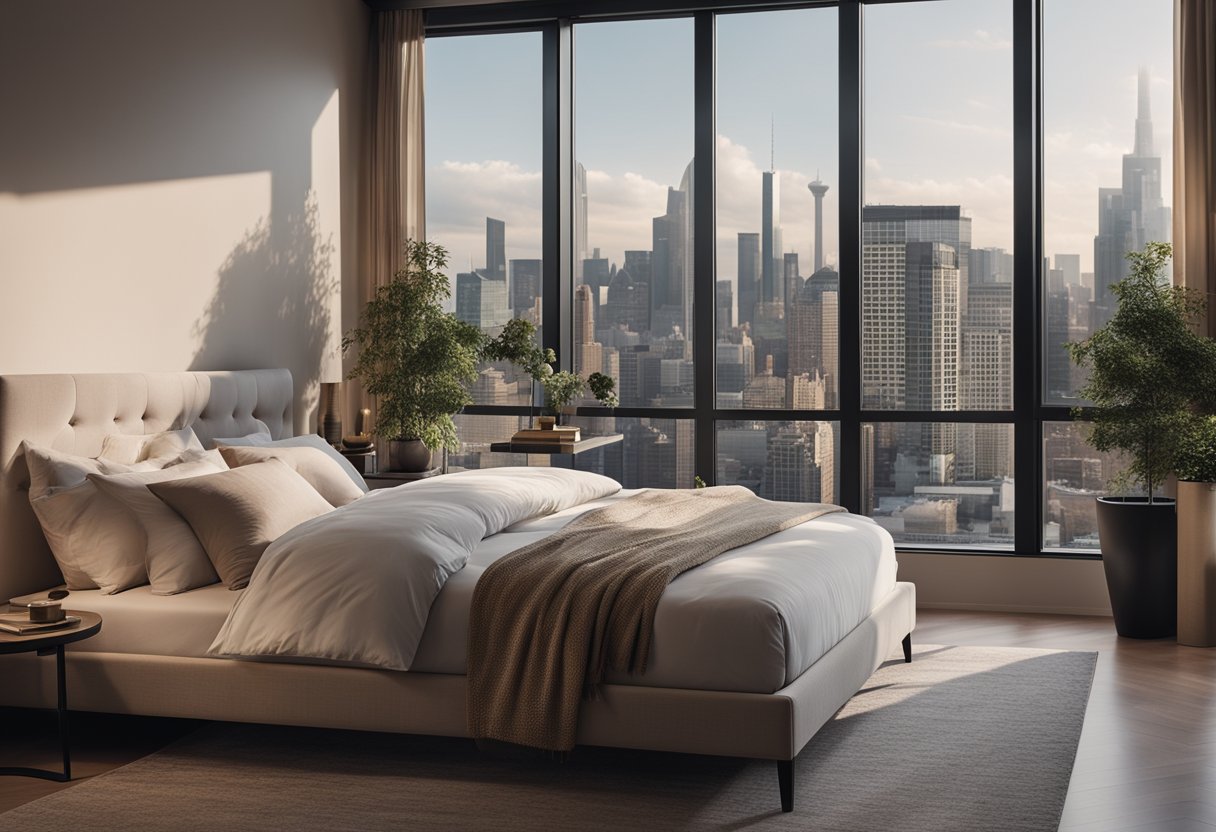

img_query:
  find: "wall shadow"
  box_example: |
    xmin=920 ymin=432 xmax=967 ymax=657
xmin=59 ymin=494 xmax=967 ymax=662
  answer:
xmin=189 ymin=196 xmax=339 ymax=431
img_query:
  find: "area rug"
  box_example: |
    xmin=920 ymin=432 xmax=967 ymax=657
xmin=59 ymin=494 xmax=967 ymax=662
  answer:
xmin=0 ymin=645 xmax=1095 ymax=831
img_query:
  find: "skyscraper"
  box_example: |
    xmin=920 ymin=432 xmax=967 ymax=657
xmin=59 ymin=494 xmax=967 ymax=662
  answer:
xmin=485 ymin=218 xmax=506 ymax=282
xmin=737 ymin=232 xmax=761 ymax=331
xmin=1093 ymin=67 xmax=1170 ymax=327
xmin=573 ymin=283 xmax=603 ymax=380
xmin=761 ymin=169 xmax=783 ymax=306
xmin=650 ymin=163 xmax=694 ymax=340
xmin=509 ymin=259 xmax=541 ymax=317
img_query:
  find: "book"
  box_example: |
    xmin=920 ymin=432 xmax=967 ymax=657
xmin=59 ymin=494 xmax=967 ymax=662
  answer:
xmin=0 ymin=613 xmax=81 ymax=636
xmin=511 ymin=427 xmax=581 ymax=443
xmin=503 ymin=442 xmax=578 ymax=454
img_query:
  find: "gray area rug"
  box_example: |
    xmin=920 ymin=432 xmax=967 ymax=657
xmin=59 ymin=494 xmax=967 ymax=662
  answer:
xmin=0 ymin=645 xmax=1095 ymax=831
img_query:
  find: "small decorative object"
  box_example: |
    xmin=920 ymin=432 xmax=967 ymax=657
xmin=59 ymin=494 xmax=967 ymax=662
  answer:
xmin=1068 ymin=242 xmax=1216 ymax=639
xmin=27 ymin=599 xmax=65 ymax=623
xmin=343 ymin=240 xmax=485 ymax=473
xmin=320 ymin=382 xmax=342 ymax=446
xmin=537 ymin=416 xmax=557 ymax=431
xmin=356 ymin=407 xmax=372 ymax=436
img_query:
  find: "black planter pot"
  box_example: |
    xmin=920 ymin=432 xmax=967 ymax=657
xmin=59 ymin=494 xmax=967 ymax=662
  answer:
xmin=389 ymin=438 xmax=433 ymax=473
xmin=1095 ymin=497 xmax=1177 ymax=639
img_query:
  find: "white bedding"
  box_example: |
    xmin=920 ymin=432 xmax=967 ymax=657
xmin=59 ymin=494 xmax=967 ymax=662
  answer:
xmin=62 ymin=468 xmax=898 ymax=695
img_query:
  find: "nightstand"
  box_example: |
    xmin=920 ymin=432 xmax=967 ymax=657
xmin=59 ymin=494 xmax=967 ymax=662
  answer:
xmin=363 ymin=469 xmax=443 ymax=489
xmin=0 ymin=610 xmax=102 ymax=781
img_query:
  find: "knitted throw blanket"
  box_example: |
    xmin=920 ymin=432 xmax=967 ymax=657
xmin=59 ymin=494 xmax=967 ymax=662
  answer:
xmin=466 ymin=486 xmax=845 ymax=751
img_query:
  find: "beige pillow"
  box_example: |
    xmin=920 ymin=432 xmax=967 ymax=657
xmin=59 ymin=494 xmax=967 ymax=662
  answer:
xmin=219 ymin=446 xmax=363 ymax=507
xmin=22 ymin=441 xmax=151 ymax=591
xmin=148 ymin=459 xmax=334 ymax=590
xmin=99 ymin=427 xmax=205 ymax=465
xmin=88 ymin=455 xmax=230 ymax=596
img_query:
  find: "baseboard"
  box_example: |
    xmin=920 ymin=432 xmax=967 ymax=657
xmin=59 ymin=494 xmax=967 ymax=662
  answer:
xmin=897 ymin=550 xmax=1113 ymax=617
xmin=916 ymin=601 xmax=1114 ymax=617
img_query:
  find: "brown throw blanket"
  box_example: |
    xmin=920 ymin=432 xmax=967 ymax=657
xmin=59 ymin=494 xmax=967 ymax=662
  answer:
xmin=466 ymin=486 xmax=844 ymax=751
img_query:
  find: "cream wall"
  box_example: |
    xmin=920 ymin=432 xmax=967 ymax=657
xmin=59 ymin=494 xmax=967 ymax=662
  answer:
xmin=0 ymin=0 xmax=369 ymax=432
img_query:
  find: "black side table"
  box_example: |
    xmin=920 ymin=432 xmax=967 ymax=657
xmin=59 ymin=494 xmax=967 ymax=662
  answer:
xmin=0 ymin=610 xmax=102 ymax=782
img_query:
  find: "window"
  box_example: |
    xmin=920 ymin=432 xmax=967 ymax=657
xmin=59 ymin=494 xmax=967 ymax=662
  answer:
xmin=715 ymin=8 xmax=839 ymax=411
xmin=422 ymin=1 xmax=1173 ymax=559
xmin=425 ymin=32 xmax=543 ymax=407
xmin=1041 ymin=0 xmax=1173 ymax=549
xmin=573 ymin=19 xmax=695 ymax=409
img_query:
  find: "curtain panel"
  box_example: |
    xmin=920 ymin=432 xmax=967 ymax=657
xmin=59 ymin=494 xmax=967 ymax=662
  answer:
xmin=352 ymin=9 xmax=426 ymax=462
xmin=1174 ymin=0 xmax=1216 ymax=335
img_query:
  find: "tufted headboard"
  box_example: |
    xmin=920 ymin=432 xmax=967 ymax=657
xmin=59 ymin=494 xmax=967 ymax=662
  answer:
xmin=0 ymin=369 xmax=293 ymax=601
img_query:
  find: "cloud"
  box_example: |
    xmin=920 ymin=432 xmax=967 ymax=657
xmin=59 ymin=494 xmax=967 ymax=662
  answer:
xmin=930 ymin=29 xmax=1011 ymax=51
xmin=902 ymin=115 xmax=1010 ymax=139
xmin=426 ymin=160 xmax=543 ymax=276
xmin=866 ymin=172 xmax=1015 ymax=251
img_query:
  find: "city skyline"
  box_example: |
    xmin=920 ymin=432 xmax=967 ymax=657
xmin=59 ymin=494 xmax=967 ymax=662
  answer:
xmin=428 ymin=0 xmax=1173 ymax=550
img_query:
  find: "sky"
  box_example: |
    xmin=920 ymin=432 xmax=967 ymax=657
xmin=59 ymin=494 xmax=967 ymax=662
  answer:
xmin=424 ymin=0 xmax=1174 ymax=286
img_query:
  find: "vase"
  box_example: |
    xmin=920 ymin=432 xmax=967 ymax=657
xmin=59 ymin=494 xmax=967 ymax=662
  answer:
xmin=1095 ymin=496 xmax=1177 ymax=638
xmin=1177 ymin=481 xmax=1216 ymax=647
xmin=389 ymin=438 xmax=433 ymax=473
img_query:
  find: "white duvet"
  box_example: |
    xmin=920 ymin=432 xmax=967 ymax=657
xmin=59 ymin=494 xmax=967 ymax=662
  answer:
xmin=209 ymin=467 xmax=621 ymax=670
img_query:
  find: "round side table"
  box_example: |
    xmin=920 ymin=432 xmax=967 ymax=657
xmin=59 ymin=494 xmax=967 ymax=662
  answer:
xmin=0 ymin=610 xmax=102 ymax=782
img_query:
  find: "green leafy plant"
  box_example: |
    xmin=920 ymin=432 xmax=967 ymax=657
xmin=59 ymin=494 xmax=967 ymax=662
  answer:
xmin=1067 ymin=242 xmax=1216 ymax=499
xmin=483 ymin=318 xmax=555 ymax=382
xmin=342 ymin=240 xmax=485 ymax=451
xmin=693 ymin=475 xmax=707 ymax=489
xmin=542 ymin=371 xmax=586 ymax=415
xmin=1177 ymin=416 xmax=1216 ymax=483
xmin=588 ymin=372 xmax=619 ymax=408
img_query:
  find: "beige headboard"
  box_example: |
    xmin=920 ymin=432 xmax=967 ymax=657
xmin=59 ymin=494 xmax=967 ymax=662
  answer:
xmin=0 ymin=369 xmax=293 ymax=601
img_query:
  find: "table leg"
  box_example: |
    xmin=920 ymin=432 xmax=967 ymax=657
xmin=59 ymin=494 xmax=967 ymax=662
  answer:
xmin=0 ymin=645 xmax=71 ymax=782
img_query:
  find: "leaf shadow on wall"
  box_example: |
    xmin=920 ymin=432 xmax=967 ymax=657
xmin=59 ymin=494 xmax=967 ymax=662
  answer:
xmin=189 ymin=195 xmax=339 ymax=432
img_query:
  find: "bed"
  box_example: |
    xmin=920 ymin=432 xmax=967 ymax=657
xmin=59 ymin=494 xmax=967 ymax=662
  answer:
xmin=0 ymin=370 xmax=916 ymax=812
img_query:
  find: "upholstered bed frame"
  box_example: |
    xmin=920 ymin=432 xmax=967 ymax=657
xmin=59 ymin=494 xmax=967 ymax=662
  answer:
xmin=0 ymin=370 xmax=916 ymax=812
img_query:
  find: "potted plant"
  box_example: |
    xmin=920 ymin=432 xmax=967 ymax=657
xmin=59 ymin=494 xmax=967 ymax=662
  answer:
xmin=1174 ymin=417 xmax=1216 ymax=646
xmin=484 ymin=319 xmax=619 ymax=428
xmin=482 ymin=318 xmax=555 ymax=427
xmin=1068 ymin=242 xmax=1216 ymax=638
xmin=342 ymin=241 xmax=485 ymax=473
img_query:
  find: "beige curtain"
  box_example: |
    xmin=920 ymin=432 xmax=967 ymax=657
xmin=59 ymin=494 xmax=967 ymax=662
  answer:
xmin=1174 ymin=0 xmax=1216 ymax=335
xmin=353 ymin=9 xmax=426 ymax=458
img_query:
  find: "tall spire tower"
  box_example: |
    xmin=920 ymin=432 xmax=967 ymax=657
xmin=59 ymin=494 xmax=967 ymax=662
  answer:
xmin=1133 ymin=66 xmax=1154 ymax=156
xmin=808 ymin=172 xmax=829 ymax=274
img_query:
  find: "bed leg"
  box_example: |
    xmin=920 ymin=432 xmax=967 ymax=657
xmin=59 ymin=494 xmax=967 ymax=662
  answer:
xmin=902 ymin=633 xmax=913 ymax=663
xmin=777 ymin=759 xmax=794 ymax=813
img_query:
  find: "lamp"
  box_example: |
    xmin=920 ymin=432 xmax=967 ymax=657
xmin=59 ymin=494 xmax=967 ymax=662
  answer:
xmin=320 ymin=382 xmax=342 ymax=447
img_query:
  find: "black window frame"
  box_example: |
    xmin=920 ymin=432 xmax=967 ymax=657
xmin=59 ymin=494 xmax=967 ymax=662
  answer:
xmin=423 ymin=0 xmax=1108 ymax=560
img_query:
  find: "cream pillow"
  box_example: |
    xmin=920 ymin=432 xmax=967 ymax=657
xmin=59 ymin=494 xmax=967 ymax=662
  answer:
xmin=148 ymin=459 xmax=334 ymax=590
xmin=22 ymin=441 xmax=148 ymax=590
xmin=217 ymin=434 xmax=368 ymax=493
xmin=88 ymin=454 xmax=230 ymax=596
xmin=99 ymin=427 xmax=205 ymax=465
xmin=219 ymin=446 xmax=363 ymax=507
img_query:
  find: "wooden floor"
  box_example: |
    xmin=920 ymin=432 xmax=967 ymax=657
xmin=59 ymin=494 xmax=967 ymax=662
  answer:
xmin=1 ymin=609 xmax=1214 ymax=829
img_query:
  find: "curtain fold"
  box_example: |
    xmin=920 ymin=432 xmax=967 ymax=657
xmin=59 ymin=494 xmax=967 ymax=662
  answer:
xmin=1174 ymin=0 xmax=1216 ymax=335
xmin=353 ymin=9 xmax=426 ymax=463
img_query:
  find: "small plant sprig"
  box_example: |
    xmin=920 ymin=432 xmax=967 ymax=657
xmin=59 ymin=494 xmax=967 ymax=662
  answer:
xmin=588 ymin=372 xmax=619 ymax=408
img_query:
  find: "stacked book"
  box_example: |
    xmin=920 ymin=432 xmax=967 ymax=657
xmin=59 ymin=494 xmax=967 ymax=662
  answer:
xmin=509 ymin=426 xmax=581 ymax=452
xmin=0 ymin=612 xmax=81 ymax=636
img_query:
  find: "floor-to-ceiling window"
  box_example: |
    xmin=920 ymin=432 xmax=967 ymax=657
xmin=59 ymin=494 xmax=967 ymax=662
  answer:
xmin=423 ymin=0 xmax=1174 ymax=557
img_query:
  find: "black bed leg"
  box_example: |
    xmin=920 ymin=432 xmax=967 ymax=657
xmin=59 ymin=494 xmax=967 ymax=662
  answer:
xmin=902 ymin=633 xmax=913 ymax=663
xmin=777 ymin=759 xmax=794 ymax=813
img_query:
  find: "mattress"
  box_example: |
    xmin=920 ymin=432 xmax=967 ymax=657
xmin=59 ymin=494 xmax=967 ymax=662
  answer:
xmin=58 ymin=490 xmax=897 ymax=695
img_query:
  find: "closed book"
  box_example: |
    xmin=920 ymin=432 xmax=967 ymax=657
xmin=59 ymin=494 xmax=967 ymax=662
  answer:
xmin=0 ymin=613 xmax=81 ymax=636
xmin=511 ymin=428 xmax=581 ymax=443
xmin=507 ymin=442 xmax=578 ymax=453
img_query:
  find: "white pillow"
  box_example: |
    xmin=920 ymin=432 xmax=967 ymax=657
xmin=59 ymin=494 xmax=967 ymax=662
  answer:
xmin=217 ymin=433 xmax=368 ymax=493
xmin=23 ymin=443 xmax=149 ymax=593
xmin=88 ymin=453 xmax=229 ymax=596
xmin=99 ymin=427 xmax=205 ymax=465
